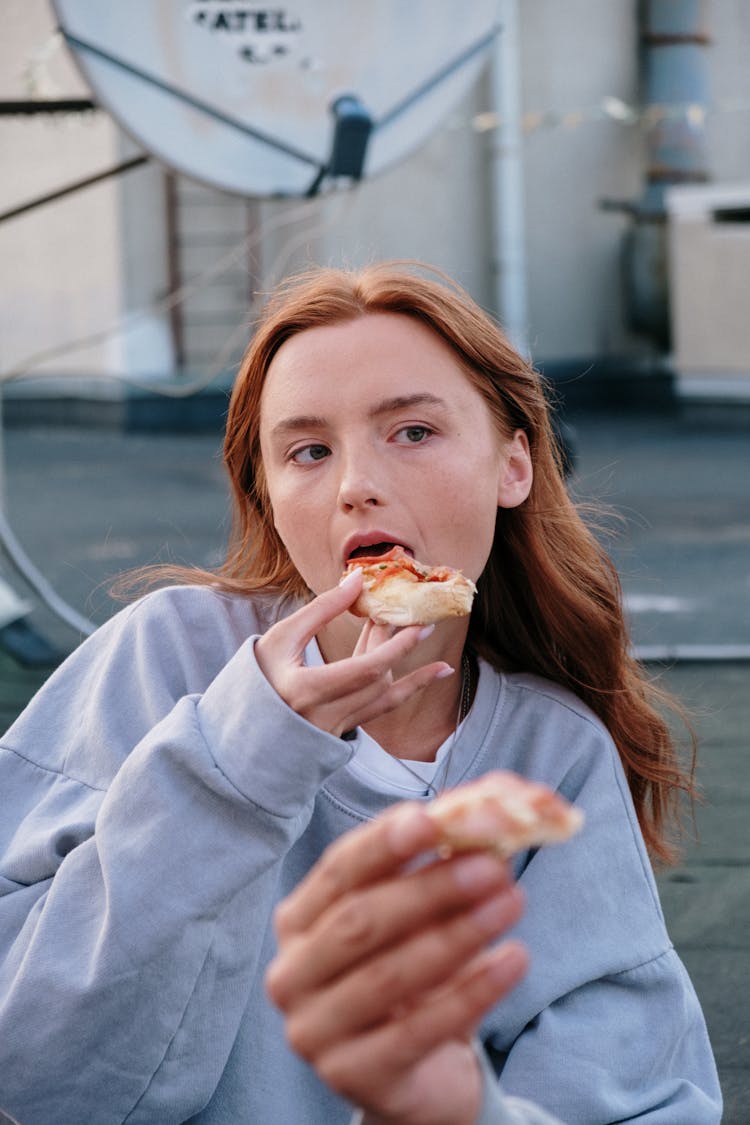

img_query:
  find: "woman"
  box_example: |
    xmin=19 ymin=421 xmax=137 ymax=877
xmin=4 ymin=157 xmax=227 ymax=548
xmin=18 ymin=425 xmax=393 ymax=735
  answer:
xmin=0 ymin=263 xmax=721 ymax=1123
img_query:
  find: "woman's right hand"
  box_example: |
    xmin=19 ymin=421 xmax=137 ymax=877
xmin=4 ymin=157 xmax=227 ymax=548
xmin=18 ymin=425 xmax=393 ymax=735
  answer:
xmin=254 ymin=570 xmax=452 ymax=738
xmin=266 ymin=800 xmax=528 ymax=1125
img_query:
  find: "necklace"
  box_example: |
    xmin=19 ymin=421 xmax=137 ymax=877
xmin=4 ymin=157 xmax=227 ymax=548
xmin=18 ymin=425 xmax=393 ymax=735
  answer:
xmin=395 ymin=650 xmax=473 ymax=799
xmin=458 ymin=650 xmax=473 ymax=723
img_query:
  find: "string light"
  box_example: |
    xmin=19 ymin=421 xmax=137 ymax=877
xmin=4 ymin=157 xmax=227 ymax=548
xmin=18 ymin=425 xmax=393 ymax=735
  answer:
xmin=472 ymin=96 xmax=749 ymax=136
xmin=16 ymin=32 xmax=750 ymax=142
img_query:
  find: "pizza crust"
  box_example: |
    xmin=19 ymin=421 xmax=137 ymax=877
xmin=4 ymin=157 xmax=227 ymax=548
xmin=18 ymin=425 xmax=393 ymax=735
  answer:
xmin=353 ymin=573 xmax=476 ymax=626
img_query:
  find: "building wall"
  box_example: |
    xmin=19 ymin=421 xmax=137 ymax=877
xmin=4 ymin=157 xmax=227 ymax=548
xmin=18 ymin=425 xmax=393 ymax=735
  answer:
xmin=0 ymin=1 xmax=172 ymax=383
xmin=519 ymin=0 xmax=750 ymax=365
xmin=1 ymin=1 xmax=750 ymax=386
xmin=519 ymin=0 xmax=644 ymax=361
xmin=705 ymin=0 xmax=750 ymax=180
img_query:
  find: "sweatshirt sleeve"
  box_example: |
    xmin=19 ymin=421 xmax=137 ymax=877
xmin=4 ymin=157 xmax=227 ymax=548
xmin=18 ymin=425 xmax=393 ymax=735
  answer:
xmin=485 ymin=951 xmax=721 ymax=1123
xmin=0 ymin=589 xmax=353 ymax=1125
xmin=473 ymin=1042 xmax=564 ymax=1125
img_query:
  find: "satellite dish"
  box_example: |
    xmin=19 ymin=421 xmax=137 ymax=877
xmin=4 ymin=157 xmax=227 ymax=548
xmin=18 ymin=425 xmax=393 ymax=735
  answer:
xmin=53 ymin=0 xmax=499 ymax=198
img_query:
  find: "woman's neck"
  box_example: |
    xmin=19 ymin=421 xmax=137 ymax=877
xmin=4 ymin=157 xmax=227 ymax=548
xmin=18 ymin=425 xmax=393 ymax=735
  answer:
xmin=362 ymin=676 xmax=465 ymax=761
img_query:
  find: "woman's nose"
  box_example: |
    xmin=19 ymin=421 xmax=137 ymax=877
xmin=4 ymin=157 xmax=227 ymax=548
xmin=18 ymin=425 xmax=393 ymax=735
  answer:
xmin=337 ymin=451 xmax=384 ymax=511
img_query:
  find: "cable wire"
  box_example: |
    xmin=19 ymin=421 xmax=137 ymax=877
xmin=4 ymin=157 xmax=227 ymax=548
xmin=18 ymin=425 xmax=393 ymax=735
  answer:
xmin=0 ymin=509 xmax=96 ymax=637
xmin=0 ymin=190 xmax=355 ymax=640
xmin=0 ymin=193 xmax=337 ymax=391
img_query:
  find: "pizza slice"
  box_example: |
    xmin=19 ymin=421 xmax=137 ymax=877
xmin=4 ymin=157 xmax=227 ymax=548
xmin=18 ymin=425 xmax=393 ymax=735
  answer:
xmin=427 ymin=770 xmax=584 ymax=859
xmin=343 ymin=546 xmax=477 ymax=627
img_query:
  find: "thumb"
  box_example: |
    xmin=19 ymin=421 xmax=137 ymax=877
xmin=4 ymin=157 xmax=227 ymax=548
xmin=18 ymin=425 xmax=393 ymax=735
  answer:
xmin=283 ymin=568 xmax=364 ymax=660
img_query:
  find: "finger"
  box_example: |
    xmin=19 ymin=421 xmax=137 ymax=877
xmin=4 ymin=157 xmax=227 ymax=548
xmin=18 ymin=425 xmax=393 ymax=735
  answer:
xmin=352 ymin=616 xmax=375 ymax=657
xmin=267 ymin=852 xmax=512 ymax=1006
xmin=279 ymin=885 xmax=524 ymax=1057
xmin=278 ymin=630 xmax=449 ymax=724
xmin=315 ymin=941 xmax=529 ymax=1094
xmin=289 ymin=625 xmax=448 ymax=713
xmin=268 ymin=569 xmax=365 ymax=662
xmin=352 ymin=618 xmax=399 ymax=657
xmin=342 ymin=660 xmax=452 ymax=730
xmin=274 ymin=802 xmax=439 ymax=940
xmin=302 ymin=657 xmax=451 ymax=737
xmin=353 ymin=621 xmax=404 ymax=657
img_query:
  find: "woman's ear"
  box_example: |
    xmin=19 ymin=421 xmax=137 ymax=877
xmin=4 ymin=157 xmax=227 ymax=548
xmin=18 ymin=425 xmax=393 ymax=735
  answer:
xmin=497 ymin=429 xmax=533 ymax=509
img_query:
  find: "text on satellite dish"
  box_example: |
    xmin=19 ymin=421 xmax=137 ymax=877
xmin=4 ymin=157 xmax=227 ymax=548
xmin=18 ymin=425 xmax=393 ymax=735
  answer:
xmin=188 ymin=5 xmax=302 ymax=63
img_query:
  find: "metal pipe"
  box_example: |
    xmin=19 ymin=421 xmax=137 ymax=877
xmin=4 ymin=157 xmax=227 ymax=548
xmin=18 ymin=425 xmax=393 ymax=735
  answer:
xmin=623 ymin=0 xmax=711 ymax=346
xmin=489 ymin=0 xmax=529 ymax=356
xmin=640 ymin=0 xmax=711 ymax=214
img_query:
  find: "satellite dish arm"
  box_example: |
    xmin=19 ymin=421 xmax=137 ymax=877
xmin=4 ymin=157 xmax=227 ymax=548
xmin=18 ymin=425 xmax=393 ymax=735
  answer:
xmin=374 ymin=24 xmax=500 ymax=132
xmin=60 ymin=30 xmax=325 ymax=172
xmin=306 ymin=95 xmax=374 ymax=196
xmin=305 ymin=27 xmax=499 ymax=198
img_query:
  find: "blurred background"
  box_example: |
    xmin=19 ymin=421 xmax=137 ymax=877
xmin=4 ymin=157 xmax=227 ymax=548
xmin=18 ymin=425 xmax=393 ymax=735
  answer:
xmin=2 ymin=0 xmax=748 ymax=660
xmin=3 ymin=1 xmax=750 ymax=401
xmin=0 ymin=1 xmax=748 ymax=1118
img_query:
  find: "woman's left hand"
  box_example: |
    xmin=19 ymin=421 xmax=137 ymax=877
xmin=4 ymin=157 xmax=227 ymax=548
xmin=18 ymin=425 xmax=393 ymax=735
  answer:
xmin=265 ymin=800 xmax=528 ymax=1125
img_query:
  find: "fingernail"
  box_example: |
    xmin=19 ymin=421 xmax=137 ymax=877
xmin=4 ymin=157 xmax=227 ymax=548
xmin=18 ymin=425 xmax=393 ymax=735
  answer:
xmin=453 ymin=853 xmax=506 ymax=893
xmin=338 ymin=567 xmax=361 ymax=587
xmin=435 ymin=664 xmax=455 ymax=679
xmin=417 ymin=624 xmax=435 ymax=641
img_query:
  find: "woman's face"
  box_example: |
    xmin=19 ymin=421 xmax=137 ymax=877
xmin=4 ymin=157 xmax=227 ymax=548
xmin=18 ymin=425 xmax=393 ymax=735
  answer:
xmin=258 ymin=312 xmax=532 ymax=598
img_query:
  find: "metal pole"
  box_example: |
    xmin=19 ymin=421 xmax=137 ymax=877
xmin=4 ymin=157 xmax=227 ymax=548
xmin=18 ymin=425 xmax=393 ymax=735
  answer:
xmin=622 ymin=0 xmax=711 ymax=346
xmin=489 ymin=0 xmax=529 ymax=357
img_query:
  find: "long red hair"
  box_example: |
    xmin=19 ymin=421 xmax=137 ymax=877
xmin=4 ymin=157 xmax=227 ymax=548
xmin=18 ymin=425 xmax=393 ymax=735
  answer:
xmin=158 ymin=262 xmax=696 ymax=862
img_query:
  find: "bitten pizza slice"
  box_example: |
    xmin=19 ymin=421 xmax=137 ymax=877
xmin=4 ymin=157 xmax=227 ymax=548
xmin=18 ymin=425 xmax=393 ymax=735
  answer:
xmin=343 ymin=546 xmax=476 ymax=627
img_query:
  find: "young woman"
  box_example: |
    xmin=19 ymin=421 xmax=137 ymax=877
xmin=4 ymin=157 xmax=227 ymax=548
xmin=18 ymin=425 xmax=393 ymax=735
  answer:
xmin=0 ymin=263 xmax=721 ymax=1124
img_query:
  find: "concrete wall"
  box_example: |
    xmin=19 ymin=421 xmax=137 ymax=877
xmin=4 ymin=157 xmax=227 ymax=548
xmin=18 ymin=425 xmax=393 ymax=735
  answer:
xmin=519 ymin=0 xmax=644 ymax=362
xmin=0 ymin=1 xmax=172 ymax=384
xmin=0 ymin=0 xmax=123 ymax=379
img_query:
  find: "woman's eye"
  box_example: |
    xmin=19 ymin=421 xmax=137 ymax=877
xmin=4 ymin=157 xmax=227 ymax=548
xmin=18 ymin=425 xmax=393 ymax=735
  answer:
xmin=396 ymin=425 xmax=432 ymax=444
xmin=291 ymin=444 xmax=330 ymax=464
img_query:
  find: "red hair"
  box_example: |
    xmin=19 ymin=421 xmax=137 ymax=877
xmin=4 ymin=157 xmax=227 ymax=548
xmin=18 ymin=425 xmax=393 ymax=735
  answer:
xmin=156 ymin=262 xmax=697 ymax=862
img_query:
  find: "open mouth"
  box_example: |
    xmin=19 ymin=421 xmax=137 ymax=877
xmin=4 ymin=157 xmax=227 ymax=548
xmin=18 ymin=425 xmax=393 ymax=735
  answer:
xmin=347 ymin=541 xmax=412 ymax=563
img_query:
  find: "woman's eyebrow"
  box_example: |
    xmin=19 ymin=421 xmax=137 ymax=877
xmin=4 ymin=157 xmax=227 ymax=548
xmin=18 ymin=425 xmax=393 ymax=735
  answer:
xmin=270 ymin=414 xmax=327 ymax=440
xmin=369 ymin=393 xmax=447 ymax=417
xmin=270 ymin=394 xmax=447 ymax=439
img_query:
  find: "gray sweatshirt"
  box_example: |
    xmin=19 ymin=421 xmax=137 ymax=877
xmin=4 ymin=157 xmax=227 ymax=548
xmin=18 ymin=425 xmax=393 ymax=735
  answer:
xmin=0 ymin=586 xmax=722 ymax=1124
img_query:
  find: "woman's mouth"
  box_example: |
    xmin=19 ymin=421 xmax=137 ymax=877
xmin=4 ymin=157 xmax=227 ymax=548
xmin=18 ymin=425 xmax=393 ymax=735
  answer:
xmin=346 ymin=541 xmax=413 ymax=564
